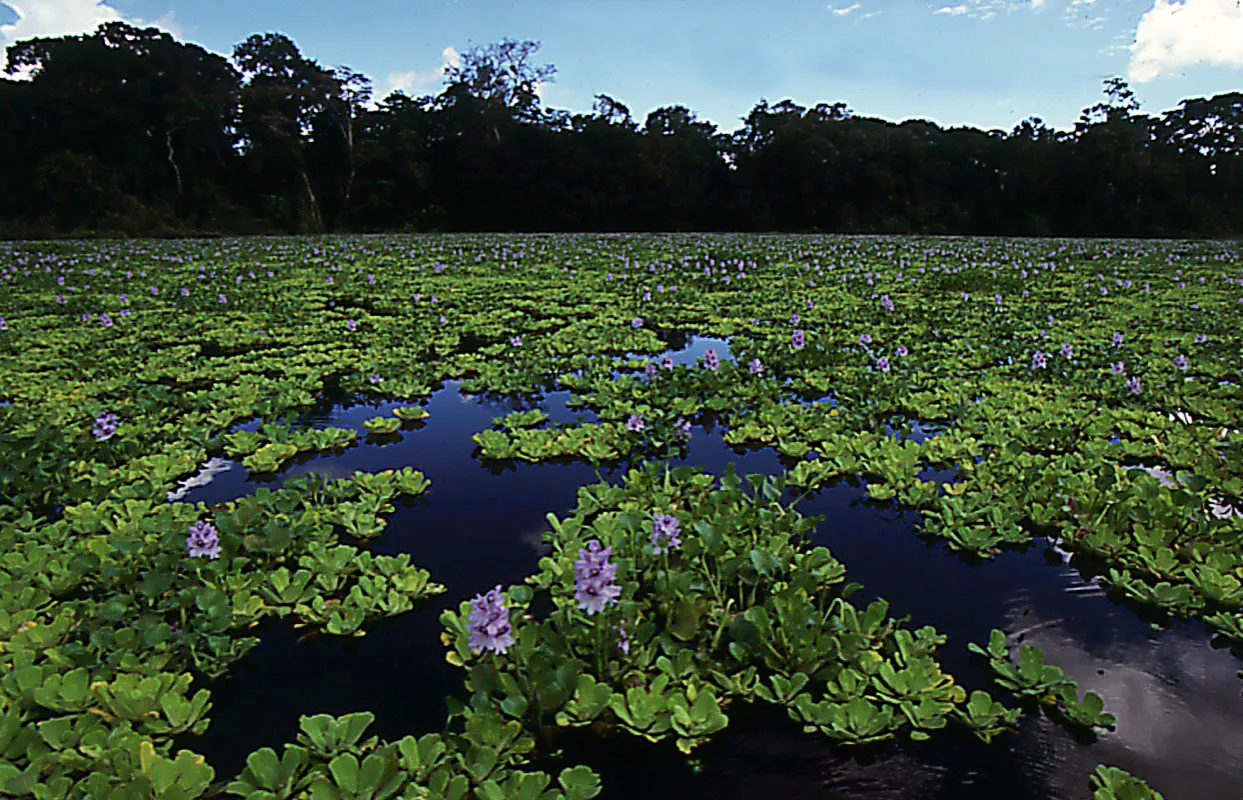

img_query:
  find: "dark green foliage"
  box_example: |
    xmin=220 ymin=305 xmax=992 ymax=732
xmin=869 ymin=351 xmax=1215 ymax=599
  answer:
xmin=1 ymin=24 xmax=1240 ymax=237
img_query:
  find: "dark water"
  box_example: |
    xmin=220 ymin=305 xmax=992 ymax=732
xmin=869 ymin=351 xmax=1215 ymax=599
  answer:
xmin=178 ymin=337 xmax=1243 ymax=799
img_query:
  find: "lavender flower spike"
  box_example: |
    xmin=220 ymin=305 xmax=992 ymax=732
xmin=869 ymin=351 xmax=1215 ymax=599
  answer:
xmin=92 ymin=411 xmax=119 ymax=441
xmin=467 ymin=585 xmax=515 ymax=655
xmin=792 ymin=329 xmax=805 ymax=350
xmin=703 ymin=349 xmax=720 ymax=371
xmin=626 ymin=413 xmax=646 ymax=432
xmin=651 ymin=513 xmax=682 ymax=555
xmin=749 ymin=358 xmax=764 ymax=375
xmin=574 ymin=540 xmax=621 ymax=615
xmin=187 ymin=521 xmax=222 ymax=559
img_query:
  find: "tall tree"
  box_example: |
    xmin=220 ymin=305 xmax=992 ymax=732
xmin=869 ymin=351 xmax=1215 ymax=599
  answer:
xmin=233 ymin=33 xmax=340 ymax=231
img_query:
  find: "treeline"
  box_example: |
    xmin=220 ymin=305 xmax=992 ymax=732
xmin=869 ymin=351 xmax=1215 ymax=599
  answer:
xmin=1 ymin=23 xmax=1240 ymax=238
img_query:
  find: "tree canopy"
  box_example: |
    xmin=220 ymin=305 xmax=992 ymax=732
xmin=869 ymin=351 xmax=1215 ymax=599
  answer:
xmin=1 ymin=23 xmax=1239 ymax=237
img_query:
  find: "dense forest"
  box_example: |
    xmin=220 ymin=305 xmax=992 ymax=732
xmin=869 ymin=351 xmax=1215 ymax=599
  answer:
xmin=1 ymin=22 xmax=1239 ymax=238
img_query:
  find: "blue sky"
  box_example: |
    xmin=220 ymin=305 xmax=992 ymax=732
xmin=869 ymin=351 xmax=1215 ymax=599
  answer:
xmin=2 ymin=0 xmax=1240 ymax=132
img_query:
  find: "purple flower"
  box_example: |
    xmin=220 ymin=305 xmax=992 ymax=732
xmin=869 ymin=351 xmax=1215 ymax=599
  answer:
xmin=790 ymin=313 xmax=800 ymax=325
xmin=81 ymin=313 xmax=91 ymax=322
xmin=703 ymin=349 xmax=720 ymax=371
xmin=368 ymin=374 xmax=382 ymax=384
xmin=1194 ymin=334 xmax=1207 ymax=344
xmin=880 ymin=294 xmax=894 ymax=312
xmin=1174 ymin=354 xmax=1189 ymax=371
xmin=180 ymin=287 xmax=189 ymax=296
xmin=626 ymin=413 xmax=646 ymax=432
xmin=217 ymin=294 xmax=227 ymax=304
xmin=615 ymin=624 xmax=630 ymax=655
xmin=187 ymin=521 xmax=222 ymax=560
xmin=467 ymin=585 xmax=515 ymax=654
xmin=651 ymin=513 xmax=682 ymax=555
xmin=895 ymin=344 xmax=909 ymax=357
xmin=660 ymin=353 xmax=674 ymax=370
xmin=631 ymin=317 xmax=643 ymax=329
xmin=510 ymin=335 xmax=522 ymax=347
xmin=1110 ymin=361 xmax=1125 ymax=375
xmin=674 ymin=418 xmax=692 ymax=441
xmin=876 ymin=357 xmax=891 ymax=374
xmin=574 ymin=540 xmax=621 ymax=615
xmin=748 ymin=358 xmax=764 ymax=376
xmin=346 ymin=320 xmax=357 ymax=331
xmin=859 ymin=333 xmax=872 ymax=346
xmin=792 ymin=329 xmax=805 ymax=350
xmin=1060 ymin=343 xmax=1073 ymax=359
xmin=99 ymin=313 xmax=113 ymax=328
xmin=805 ymin=299 xmax=814 ymax=309
xmin=645 ymin=362 xmax=658 ymax=378
xmin=1031 ymin=351 xmax=1048 ymax=370
xmin=1125 ymin=376 xmax=1142 ymax=395
xmin=0 ymin=318 xmax=6 ymax=331
xmin=92 ymin=411 xmax=118 ymax=441
xmin=119 ymin=293 xmax=128 ymax=304
xmin=1112 ymin=332 xmax=1124 ymax=347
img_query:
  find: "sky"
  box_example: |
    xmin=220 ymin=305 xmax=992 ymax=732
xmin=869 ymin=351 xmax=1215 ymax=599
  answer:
xmin=0 ymin=0 xmax=1239 ymax=133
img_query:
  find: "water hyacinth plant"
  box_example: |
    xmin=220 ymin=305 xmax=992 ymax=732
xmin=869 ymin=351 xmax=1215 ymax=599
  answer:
xmin=1 ymin=233 xmax=1239 ymax=799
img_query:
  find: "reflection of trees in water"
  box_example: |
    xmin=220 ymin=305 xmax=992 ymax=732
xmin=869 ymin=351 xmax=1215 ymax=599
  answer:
xmin=1003 ymin=605 xmax=1243 ymax=799
xmin=658 ymin=329 xmax=691 ymax=352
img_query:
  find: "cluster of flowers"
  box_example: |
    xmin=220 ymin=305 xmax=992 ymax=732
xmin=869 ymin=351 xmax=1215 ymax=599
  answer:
xmin=575 ymin=540 xmax=621 ymax=615
xmin=186 ymin=521 xmax=221 ymax=559
xmin=92 ymin=412 xmax=119 ymax=440
xmin=651 ymin=513 xmax=682 ymax=555
xmin=467 ymin=585 xmax=515 ymax=654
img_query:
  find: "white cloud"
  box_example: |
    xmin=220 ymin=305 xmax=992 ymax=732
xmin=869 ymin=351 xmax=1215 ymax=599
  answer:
xmin=827 ymin=2 xmax=881 ymax=18
xmin=1 ymin=0 xmax=180 ymax=72
xmin=927 ymin=0 xmax=1055 ymax=20
xmin=380 ymin=45 xmax=460 ymax=100
xmin=0 ymin=0 xmax=179 ymax=46
xmin=1128 ymin=0 xmax=1243 ymax=82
